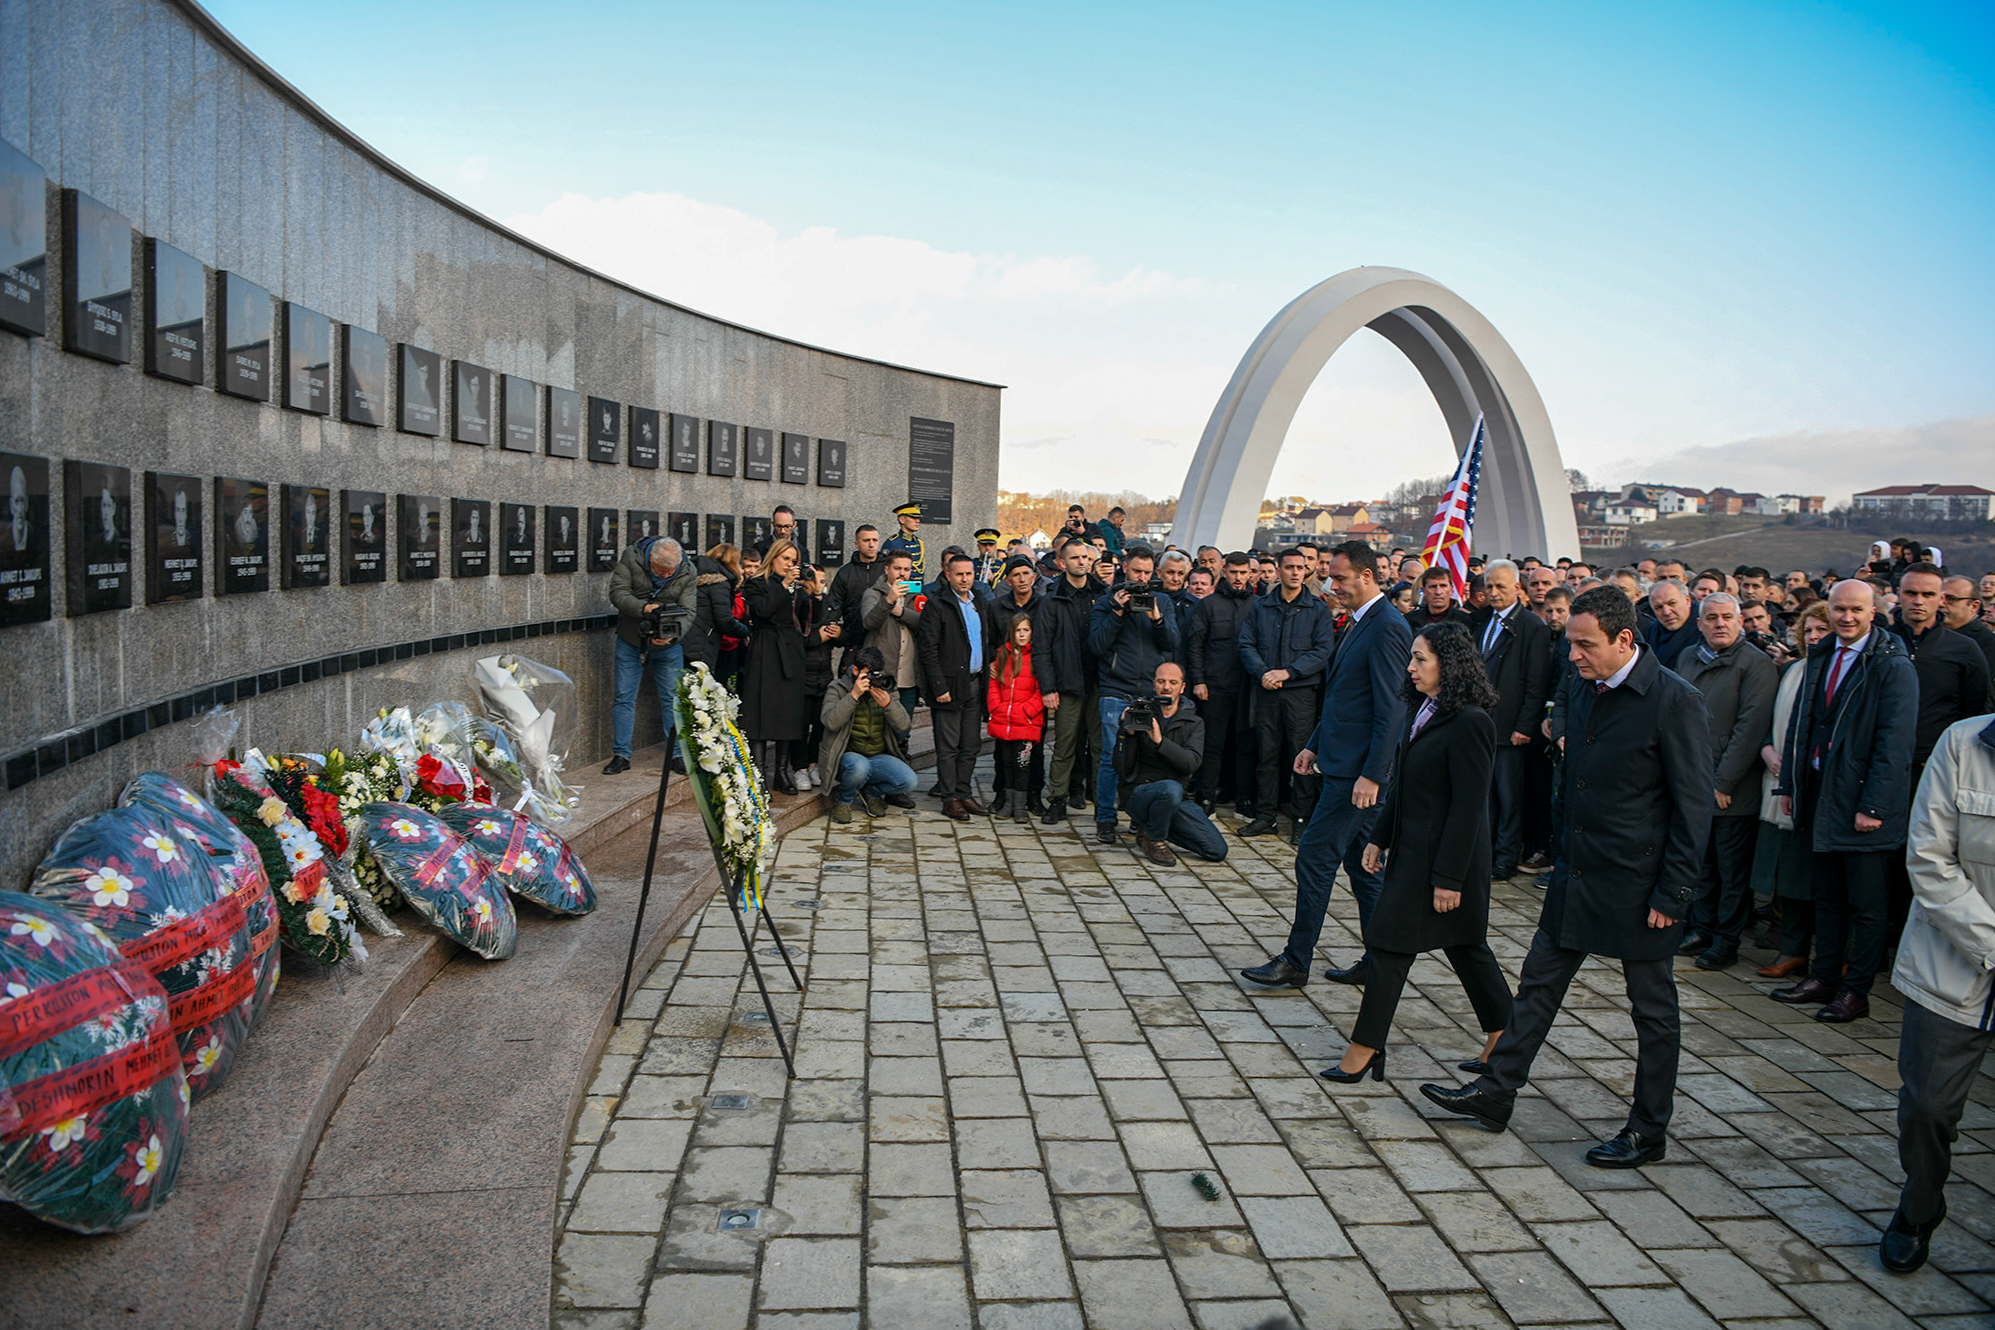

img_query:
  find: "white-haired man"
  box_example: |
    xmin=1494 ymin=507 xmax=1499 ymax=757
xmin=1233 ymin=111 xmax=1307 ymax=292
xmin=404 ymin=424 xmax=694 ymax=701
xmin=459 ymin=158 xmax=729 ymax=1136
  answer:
xmin=606 ymin=534 xmax=694 ymax=774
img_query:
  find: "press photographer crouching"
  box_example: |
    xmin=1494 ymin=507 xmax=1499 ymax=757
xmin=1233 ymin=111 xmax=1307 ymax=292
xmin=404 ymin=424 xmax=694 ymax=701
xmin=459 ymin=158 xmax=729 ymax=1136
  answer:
xmin=606 ymin=535 xmax=693 ymax=775
xmin=1116 ymin=662 xmax=1228 ymax=866
xmin=819 ymin=646 xmax=917 ymax=824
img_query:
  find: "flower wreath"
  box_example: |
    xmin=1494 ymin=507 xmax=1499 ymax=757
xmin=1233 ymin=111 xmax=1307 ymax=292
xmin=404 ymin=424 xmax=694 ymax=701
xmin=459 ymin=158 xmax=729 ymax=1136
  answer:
xmin=208 ymin=757 xmax=365 ymax=969
xmin=675 ymin=663 xmax=775 ymax=908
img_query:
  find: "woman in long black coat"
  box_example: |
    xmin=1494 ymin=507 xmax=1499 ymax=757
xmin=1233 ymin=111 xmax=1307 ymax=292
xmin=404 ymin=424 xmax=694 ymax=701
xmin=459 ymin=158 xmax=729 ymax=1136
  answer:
xmin=1322 ymin=621 xmax=1514 ymax=1083
xmin=742 ymin=539 xmax=812 ymax=793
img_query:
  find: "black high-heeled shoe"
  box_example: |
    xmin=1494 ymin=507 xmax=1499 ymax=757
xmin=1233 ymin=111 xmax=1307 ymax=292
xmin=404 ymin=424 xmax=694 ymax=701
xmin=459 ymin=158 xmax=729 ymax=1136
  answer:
xmin=1319 ymin=1049 xmax=1386 ymax=1083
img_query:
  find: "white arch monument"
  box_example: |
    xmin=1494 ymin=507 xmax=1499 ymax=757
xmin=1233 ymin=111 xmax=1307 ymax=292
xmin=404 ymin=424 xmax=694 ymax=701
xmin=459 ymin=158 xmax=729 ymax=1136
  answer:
xmin=1170 ymin=267 xmax=1579 ymax=559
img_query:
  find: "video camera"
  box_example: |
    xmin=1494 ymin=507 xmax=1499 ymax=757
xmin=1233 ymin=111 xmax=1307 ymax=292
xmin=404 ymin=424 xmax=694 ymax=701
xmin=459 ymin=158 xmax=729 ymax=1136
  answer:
xmin=1124 ymin=587 xmax=1154 ymax=612
xmin=1119 ymin=694 xmax=1167 ymax=735
xmin=640 ymin=604 xmax=689 ymax=661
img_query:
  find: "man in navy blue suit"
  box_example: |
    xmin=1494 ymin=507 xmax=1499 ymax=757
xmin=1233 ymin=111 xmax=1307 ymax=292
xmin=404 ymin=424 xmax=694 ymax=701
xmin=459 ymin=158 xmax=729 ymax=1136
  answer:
xmin=1241 ymin=541 xmax=1412 ymax=989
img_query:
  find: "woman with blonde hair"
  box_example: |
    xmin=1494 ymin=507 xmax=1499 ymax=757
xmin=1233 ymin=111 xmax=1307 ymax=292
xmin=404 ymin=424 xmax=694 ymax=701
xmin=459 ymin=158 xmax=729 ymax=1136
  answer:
xmin=742 ymin=539 xmax=817 ymax=793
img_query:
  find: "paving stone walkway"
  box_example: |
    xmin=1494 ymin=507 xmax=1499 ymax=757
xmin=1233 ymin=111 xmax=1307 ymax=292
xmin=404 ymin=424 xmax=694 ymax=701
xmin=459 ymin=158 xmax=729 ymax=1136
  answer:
xmin=553 ymin=773 xmax=1995 ymax=1330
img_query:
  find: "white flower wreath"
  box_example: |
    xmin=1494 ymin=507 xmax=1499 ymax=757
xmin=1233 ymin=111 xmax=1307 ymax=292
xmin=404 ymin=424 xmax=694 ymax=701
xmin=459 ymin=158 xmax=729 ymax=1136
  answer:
xmin=676 ymin=663 xmax=776 ymax=906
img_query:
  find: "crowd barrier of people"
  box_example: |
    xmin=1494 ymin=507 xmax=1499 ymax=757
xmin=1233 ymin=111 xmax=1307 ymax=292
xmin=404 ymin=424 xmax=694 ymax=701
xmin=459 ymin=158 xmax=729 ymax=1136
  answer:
xmin=605 ymin=500 xmax=1995 ymax=1278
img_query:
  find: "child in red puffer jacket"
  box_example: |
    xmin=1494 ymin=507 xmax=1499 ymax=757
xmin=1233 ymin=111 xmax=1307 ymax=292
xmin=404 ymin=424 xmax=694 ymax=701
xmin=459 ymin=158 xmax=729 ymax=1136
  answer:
xmin=986 ymin=614 xmax=1046 ymax=823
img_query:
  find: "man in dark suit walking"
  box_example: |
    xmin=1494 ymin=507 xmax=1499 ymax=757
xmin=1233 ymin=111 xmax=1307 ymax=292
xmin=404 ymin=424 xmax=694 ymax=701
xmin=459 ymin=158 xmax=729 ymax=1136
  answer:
xmin=1423 ymin=587 xmax=1713 ymax=1168
xmin=1241 ymin=541 xmax=1411 ymax=989
xmin=916 ymin=551 xmax=998 ymax=820
xmin=1472 ymin=559 xmax=1551 ymax=880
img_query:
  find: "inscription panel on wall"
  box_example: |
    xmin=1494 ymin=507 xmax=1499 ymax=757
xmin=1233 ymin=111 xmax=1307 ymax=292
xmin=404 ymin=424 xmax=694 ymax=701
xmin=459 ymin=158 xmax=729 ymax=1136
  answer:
xmin=285 ymin=303 xmax=331 ymax=414
xmin=588 ymin=396 xmax=620 ymax=464
xmin=668 ymin=511 xmax=697 ymax=549
xmin=547 ymin=386 xmax=582 ymax=458
xmin=399 ymin=345 xmax=442 ymax=435
xmin=215 ymin=476 xmax=270 ymax=596
xmin=816 ymin=520 xmax=846 ymax=568
xmin=500 ymin=503 xmax=535 ymax=575
xmin=629 ymin=406 xmax=660 ymax=469
xmin=144 ymin=239 xmax=203 ymax=384
xmin=546 ymin=506 xmax=578 ymax=574
xmin=343 ymin=489 xmax=387 ymax=585
xmin=63 ymin=191 xmax=131 ymax=364
xmin=0 ymin=452 xmax=52 ymax=625
xmin=452 ymin=499 xmax=491 ymax=577
xmin=708 ymin=421 xmax=738 ymax=477
xmin=817 ymin=438 xmax=847 ymax=488
xmin=66 ymin=461 xmax=131 ymax=615
xmin=908 ymin=417 xmax=956 ymax=524
xmin=453 ymin=361 xmax=493 ymax=445
xmin=705 ymin=514 xmax=735 ymax=550
xmin=217 ymin=271 xmax=271 ymax=400
xmin=145 ymin=471 xmax=202 ymax=603
xmin=744 ymin=427 xmax=774 ymax=482
xmin=281 ymin=484 xmax=331 ymax=589
xmin=588 ymin=508 xmax=619 ymax=571
xmin=780 ymin=433 xmax=810 ymax=485
xmin=502 ymin=375 xmax=538 ymax=452
xmin=343 ymin=327 xmax=387 ymax=426
xmin=399 ymin=494 xmax=441 ymax=581
xmin=0 ymin=141 xmax=47 ymax=337
xmin=668 ymin=413 xmax=700 ymax=473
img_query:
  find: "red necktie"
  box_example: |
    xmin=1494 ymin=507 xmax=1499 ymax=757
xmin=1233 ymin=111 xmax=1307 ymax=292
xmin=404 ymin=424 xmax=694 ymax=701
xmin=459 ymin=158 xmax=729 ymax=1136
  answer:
xmin=1594 ymin=681 xmax=1608 ymax=695
xmin=1824 ymin=646 xmax=1853 ymax=707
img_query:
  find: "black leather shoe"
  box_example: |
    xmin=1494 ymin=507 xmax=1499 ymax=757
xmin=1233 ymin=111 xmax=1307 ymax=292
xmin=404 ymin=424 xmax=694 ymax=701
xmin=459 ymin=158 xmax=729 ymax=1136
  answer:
xmin=886 ymin=792 xmax=917 ymax=809
xmin=1239 ymin=816 xmax=1279 ymax=837
xmin=1458 ymin=1058 xmax=1491 ymax=1075
xmin=1320 ymin=1049 xmax=1386 ymax=1083
xmin=1816 ymin=990 xmax=1871 ymax=1023
xmin=1769 ymin=976 xmax=1836 ymax=1005
xmin=1881 ymin=1201 xmax=1944 ymax=1274
xmin=1240 ymin=956 xmax=1309 ymax=989
xmin=1676 ymin=928 xmax=1713 ymax=956
xmin=1585 ymin=1129 xmax=1667 ymax=1168
xmin=1095 ymin=823 xmax=1120 ymax=846
xmin=1694 ymin=943 xmax=1739 ymax=971
xmin=1041 ymin=797 xmax=1067 ymax=826
xmin=1321 ymin=960 xmax=1371 ymax=987
xmin=1491 ymin=863 xmax=1518 ymax=881
xmin=1419 ymin=1082 xmax=1513 ymax=1132
xmin=602 ymin=756 xmax=632 ymax=775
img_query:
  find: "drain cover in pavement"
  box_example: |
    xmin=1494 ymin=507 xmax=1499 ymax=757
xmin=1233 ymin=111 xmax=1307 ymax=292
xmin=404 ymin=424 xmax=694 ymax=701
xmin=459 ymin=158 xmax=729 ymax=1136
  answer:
xmin=741 ymin=1011 xmax=773 ymax=1025
xmin=709 ymin=1094 xmax=753 ymax=1110
xmin=717 ymin=1208 xmax=760 ymax=1231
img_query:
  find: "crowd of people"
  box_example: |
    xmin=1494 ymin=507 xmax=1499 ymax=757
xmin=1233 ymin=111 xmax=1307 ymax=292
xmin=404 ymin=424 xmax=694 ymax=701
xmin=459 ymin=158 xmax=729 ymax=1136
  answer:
xmin=606 ymin=499 xmax=1995 ymax=1277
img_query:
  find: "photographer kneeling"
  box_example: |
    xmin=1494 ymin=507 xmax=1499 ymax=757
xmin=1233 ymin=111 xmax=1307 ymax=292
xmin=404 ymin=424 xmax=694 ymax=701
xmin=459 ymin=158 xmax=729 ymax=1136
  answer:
xmin=819 ymin=647 xmax=917 ymax=824
xmin=606 ymin=535 xmax=694 ymax=775
xmin=1117 ymin=662 xmax=1229 ymax=866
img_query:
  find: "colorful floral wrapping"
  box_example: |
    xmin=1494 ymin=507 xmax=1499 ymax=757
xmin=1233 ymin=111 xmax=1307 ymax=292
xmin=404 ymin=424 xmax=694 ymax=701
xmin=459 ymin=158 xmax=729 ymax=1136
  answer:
xmin=119 ymin=772 xmax=281 ymax=1030
xmin=208 ymin=762 xmax=366 ymax=970
xmin=354 ymin=804 xmax=518 ymax=960
xmin=432 ymin=805 xmax=597 ymax=916
xmin=29 ymin=803 xmax=259 ymax=1102
xmin=0 ymin=891 xmax=191 ymax=1234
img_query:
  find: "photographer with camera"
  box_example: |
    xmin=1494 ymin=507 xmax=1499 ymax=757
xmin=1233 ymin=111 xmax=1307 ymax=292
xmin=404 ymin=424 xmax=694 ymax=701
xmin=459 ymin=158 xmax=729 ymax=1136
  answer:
xmin=1086 ymin=543 xmax=1181 ymax=845
xmin=818 ymin=646 xmax=916 ymax=824
xmin=1117 ymin=662 xmax=1228 ymax=866
xmin=605 ymin=535 xmax=695 ymax=775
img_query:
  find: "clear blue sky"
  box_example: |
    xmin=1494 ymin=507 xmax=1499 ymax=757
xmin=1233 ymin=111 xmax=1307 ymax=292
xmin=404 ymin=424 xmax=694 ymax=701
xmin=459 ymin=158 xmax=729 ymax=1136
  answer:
xmin=211 ymin=0 xmax=1995 ymax=503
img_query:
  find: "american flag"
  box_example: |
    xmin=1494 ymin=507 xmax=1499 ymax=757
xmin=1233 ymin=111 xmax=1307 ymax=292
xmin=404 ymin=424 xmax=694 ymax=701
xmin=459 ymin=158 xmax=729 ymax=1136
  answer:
xmin=1420 ymin=414 xmax=1485 ymax=603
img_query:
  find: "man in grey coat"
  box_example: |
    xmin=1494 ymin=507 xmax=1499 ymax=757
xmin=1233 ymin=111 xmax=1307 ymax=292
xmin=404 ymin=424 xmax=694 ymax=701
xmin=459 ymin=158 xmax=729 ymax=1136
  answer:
xmin=605 ymin=535 xmax=695 ymax=775
xmin=1675 ymin=593 xmax=1779 ymax=971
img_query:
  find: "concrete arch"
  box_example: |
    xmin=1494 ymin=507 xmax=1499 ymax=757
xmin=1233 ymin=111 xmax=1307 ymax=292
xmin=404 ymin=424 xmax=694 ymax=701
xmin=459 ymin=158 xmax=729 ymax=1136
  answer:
xmin=1170 ymin=267 xmax=1579 ymax=559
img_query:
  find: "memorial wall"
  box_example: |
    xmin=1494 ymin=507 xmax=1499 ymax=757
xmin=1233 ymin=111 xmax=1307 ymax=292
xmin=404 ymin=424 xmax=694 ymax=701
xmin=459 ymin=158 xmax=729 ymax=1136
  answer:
xmin=0 ymin=0 xmax=1003 ymax=880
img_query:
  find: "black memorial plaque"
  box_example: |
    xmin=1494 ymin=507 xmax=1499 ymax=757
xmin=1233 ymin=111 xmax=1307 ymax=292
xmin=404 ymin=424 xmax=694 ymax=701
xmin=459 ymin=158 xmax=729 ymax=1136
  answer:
xmin=629 ymin=405 xmax=660 ymax=469
xmin=63 ymin=190 xmax=131 ymax=364
xmin=908 ymin=417 xmax=956 ymax=524
xmin=627 ymin=509 xmax=660 ymax=545
xmin=588 ymin=508 xmax=619 ymax=572
xmin=342 ymin=326 xmax=387 ymax=426
xmin=708 ymin=421 xmax=739 ymax=477
xmin=398 ymin=344 xmax=442 ymax=435
xmin=705 ymin=514 xmax=735 ymax=550
xmin=0 ymin=452 xmax=52 ymax=625
xmin=668 ymin=511 xmax=698 ymax=549
xmin=399 ymin=495 xmax=441 ymax=581
xmin=743 ymin=427 xmax=774 ymax=482
xmin=66 ymin=461 xmax=133 ymax=615
xmin=588 ymin=396 xmax=620 ymax=464
xmin=781 ymin=432 xmax=810 ymax=485
xmin=453 ymin=499 xmax=491 ymax=577
xmin=816 ymin=520 xmax=846 ymax=568
xmin=817 ymin=438 xmax=847 ymax=488
xmin=284 ymin=303 xmax=331 ymax=414
xmin=546 ymin=505 xmax=578 ymax=574
xmin=500 ymin=503 xmax=535 ymax=576
xmin=547 ymin=386 xmax=582 ymax=458
xmin=144 ymin=238 xmax=203 ymax=384
xmin=214 ymin=476 xmax=270 ymax=596
xmin=453 ymin=361 xmax=493 ymax=446
xmin=216 ymin=271 xmax=271 ymax=400
xmin=742 ymin=516 xmax=772 ymax=552
xmin=343 ymin=489 xmax=387 ymax=585
xmin=281 ymin=484 xmax=331 ymax=590
xmin=144 ymin=470 xmax=202 ymax=603
xmin=0 ymin=140 xmax=47 ymax=337
xmin=502 ymin=375 xmax=537 ymax=452
xmin=667 ymin=412 xmax=700 ymax=473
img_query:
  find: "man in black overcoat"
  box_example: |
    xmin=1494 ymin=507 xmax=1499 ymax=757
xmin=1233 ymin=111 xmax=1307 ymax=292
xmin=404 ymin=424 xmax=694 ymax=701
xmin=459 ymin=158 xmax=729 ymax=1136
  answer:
xmin=1471 ymin=559 xmax=1551 ymax=879
xmin=1424 ymin=586 xmax=1714 ymax=1168
xmin=917 ymin=551 xmax=998 ymax=820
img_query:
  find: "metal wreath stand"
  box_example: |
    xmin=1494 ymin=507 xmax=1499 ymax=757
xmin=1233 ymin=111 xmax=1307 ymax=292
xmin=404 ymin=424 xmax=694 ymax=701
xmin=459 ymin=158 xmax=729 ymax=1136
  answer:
xmin=612 ymin=698 xmax=804 ymax=1078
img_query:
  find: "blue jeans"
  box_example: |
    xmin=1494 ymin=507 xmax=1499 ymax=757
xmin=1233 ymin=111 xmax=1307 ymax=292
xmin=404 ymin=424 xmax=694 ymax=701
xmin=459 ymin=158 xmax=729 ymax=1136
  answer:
xmin=1125 ymin=780 xmax=1229 ymax=861
xmin=895 ymin=686 xmax=920 ymax=741
xmin=834 ymin=751 xmax=918 ymax=805
xmin=1095 ymin=696 xmax=1131 ymax=825
xmin=611 ymin=639 xmax=684 ymax=759
xmin=1281 ymin=776 xmax=1384 ymax=970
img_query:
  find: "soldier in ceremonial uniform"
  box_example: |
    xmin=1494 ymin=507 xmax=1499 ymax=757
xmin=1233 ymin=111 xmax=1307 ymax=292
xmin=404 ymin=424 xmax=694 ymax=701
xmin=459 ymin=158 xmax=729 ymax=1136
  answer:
xmin=974 ymin=528 xmax=1005 ymax=585
xmin=882 ymin=501 xmax=927 ymax=581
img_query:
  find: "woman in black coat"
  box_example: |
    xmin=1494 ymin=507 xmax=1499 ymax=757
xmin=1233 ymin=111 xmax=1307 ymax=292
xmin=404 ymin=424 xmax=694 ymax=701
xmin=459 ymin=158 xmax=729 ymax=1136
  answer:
xmin=742 ymin=539 xmax=813 ymax=793
xmin=1322 ymin=621 xmax=1513 ymax=1083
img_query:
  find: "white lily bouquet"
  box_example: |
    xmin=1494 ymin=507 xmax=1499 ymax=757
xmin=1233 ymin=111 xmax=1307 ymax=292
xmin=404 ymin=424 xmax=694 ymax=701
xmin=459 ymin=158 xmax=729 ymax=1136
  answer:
xmin=676 ymin=664 xmax=776 ymax=906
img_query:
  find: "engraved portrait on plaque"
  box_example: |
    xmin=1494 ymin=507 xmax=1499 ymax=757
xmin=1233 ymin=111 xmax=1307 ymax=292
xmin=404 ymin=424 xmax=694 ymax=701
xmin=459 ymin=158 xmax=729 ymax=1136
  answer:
xmin=281 ymin=484 xmax=331 ymax=589
xmin=588 ymin=508 xmax=619 ymax=571
xmin=781 ymin=432 xmax=810 ymax=485
xmin=501 ymin=503 xmax=536 ymax=575
xmin=668 ymin=511 xmax=697 ymax=548
xmin=629 ymin=405 xmax=660 ymax=469
xmin=453 ymin=499 xmax=491 ymax=577
xmin=667 ymin=412 xmax=699 ymax=473
xmin=285 ymin=303 xmax=331 ymax=414
xmin=215 ymin=476 xmax=270 ymax=596
xmin=144 ymin=239 xmax=203 ymax=384
xmin=627 ymin=510 xmax=659 ymax=544
xmin=0 ymin=140 xmax=47 ymax=338
xmin=343 ymin=489 xmax=387 ymax=585
xmin=817 ymin=438 xmax=848 ymax=488
xmin=343 ymin=326 xmax=387 ymax=426
xmin=145 ymin=471 xmax=202 ymax=603
xmin=816 ymin=519 xmax=847 ymax=568
xmin=547 ymin=386 xmax=582 ymax=458
xmin=741 ymin=516 xmax=771 ymax=553
xmin=63 ymin=190 xmax=131 ymax=364
xmin=453 ymin=361 xmax=493 ymax=445
xmin=399 ymin=494 xmax=441 ymax=581
xmin=0 ymin=452 xmax=52 ymax=625
xmin=708 ymin=421 xmax=739 ymax=477
xmin=399 ymin=344 xmax=442 ymax=436
xmin=217 ymin=271 xmax=272 ymax=400
xmin=66 ymin=461 xmax=133 ymax=615
xmin=743 ymin=427 xmax=774 ymax=482
xmin=546 ymin=505 xmax=578 ymax=574
xmin=588 ymin=396 xmax=620 ymax=464
xmin=502 ymin=375 xmax=538 ymax=452
xmin=705 ymin=514 xmax=735 ymax=550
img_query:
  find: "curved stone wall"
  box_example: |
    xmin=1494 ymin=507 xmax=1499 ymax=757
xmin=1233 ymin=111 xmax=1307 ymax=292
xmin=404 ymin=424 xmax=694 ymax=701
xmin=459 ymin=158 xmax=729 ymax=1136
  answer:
xmin=0 ymin=0 xmax=1001 ymax=881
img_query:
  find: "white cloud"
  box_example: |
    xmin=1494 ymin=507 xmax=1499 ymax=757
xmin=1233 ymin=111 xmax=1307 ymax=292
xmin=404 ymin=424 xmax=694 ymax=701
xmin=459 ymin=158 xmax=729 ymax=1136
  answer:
xmin=1606 ymin=416 xmax=1995 ymax=507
